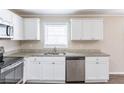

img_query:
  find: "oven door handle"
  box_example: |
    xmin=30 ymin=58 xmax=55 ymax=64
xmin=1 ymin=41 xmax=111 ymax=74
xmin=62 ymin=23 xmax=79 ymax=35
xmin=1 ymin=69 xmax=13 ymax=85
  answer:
xmin=1 ymin=61 xmax=23 ymax=73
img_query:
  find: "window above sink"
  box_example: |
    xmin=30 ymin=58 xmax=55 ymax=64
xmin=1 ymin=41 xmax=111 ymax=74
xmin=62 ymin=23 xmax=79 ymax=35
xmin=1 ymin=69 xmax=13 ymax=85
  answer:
xmin=44 ymin=22 xmax=68 ymax=48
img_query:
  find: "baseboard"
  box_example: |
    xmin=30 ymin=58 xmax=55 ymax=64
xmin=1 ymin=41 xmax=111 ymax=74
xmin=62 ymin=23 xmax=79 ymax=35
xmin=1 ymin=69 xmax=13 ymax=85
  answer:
xmin=109 ymin=72 xmax=124 ymax=74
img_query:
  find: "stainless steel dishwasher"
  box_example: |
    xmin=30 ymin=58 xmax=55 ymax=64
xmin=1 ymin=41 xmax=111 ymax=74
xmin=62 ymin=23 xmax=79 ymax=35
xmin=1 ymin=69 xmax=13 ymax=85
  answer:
xmin=66 ymin=57 xmax=85 ymax=83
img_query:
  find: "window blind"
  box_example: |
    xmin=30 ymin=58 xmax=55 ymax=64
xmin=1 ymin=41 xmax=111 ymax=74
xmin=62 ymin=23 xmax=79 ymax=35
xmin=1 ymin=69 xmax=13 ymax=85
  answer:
xmin=44 ymin=23 xmax=68 ymax=48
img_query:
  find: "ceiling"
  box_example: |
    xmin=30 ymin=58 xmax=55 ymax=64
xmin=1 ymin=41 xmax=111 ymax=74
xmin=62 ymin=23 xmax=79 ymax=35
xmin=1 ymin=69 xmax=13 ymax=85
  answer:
xmin=10 ymin=9 xmax=124 ymax=16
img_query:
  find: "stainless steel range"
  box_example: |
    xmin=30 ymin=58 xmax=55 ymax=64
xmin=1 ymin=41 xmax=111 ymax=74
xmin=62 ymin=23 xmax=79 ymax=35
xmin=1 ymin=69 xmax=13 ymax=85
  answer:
xmin=0 ymin=47 xmax=24 ymax=84
xmin=0 ymin=47 xmax=4 ymax=63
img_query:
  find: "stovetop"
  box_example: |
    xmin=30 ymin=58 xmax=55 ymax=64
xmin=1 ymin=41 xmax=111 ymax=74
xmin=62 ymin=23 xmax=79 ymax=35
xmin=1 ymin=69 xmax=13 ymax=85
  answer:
xmin=0 ymin=57 xmax=23 ymax=69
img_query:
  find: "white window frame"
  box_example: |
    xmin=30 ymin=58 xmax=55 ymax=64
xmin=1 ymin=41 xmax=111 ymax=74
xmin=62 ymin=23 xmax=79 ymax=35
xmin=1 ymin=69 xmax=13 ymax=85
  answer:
xmin=43 ymin=22 xmax=68 ymax=48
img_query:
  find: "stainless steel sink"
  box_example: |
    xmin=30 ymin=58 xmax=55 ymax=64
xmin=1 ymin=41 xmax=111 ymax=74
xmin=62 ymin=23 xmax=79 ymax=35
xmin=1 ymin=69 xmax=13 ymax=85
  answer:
xmin=30 ymin=52 xmax=66 ymax=56
xmin=44 ymin=52 xmax=66 ymax=56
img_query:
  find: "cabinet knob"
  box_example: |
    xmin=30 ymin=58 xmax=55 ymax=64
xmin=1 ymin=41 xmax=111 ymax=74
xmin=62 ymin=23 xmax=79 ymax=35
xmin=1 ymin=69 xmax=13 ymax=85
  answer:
xmin=34 ymin=58 xmax=36 ymax=61
xmin=52 ymin=62 xmax=55 ymax=64
xmin=96 ymin=62 xmax=99 ymax=64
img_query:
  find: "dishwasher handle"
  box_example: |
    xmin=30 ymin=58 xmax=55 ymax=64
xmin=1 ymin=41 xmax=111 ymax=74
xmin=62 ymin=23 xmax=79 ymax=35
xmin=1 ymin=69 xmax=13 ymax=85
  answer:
xmin=66 ymin=57 xmax=85 ymax=60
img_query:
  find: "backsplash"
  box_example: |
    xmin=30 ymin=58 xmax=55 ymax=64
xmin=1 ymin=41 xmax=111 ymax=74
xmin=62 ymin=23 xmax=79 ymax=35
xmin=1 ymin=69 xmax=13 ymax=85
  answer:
xmin=0 ymin=40 xmax=20 ymax=52
xmin=18 ymin=48 xmax=100 ymax=53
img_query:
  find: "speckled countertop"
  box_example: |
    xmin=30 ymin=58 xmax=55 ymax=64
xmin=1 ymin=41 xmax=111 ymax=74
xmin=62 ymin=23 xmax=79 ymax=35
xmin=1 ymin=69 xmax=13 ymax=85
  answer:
xmin=4 ymin=49 xmax=110 ymax=57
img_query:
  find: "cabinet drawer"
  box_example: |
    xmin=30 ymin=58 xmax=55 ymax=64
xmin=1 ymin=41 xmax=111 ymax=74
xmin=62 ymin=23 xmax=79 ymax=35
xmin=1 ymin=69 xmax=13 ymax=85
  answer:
xmin=28 ymin=61 xmax=40 ymax=64
xmin=40 ymin=57 xmax=65 ymax=62
xmin=27 ymin=57 xmax=65 ymax=62
xmin=86 ymin=57 xmax=109 ymax=62
xmin=86 ymin=61 xmax=107 ymax=64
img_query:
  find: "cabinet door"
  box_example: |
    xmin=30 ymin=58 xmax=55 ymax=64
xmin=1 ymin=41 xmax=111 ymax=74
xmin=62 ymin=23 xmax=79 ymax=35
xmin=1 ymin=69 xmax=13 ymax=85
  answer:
xmin=85 ymin=61 xmax=108 ymax=80
xmin=90 ymin=20 xmax=103 ymax=40
xmin=0 ymin=9 xmax=12 ymax=25
xmin=27 ymin=61 xmax=41 ymax=80
xmin=0 ymin=9 xmax=4 ymax=23
xmin=82 ymin=19 xmax=103 ymax=40
xmin=41 ymin=62 xmax=54 ymax=80
xmin=54 ymin=62 xmax=65 ymax=80
xmin=71 ymin=20 xmax=82 ymax=40
xmin=24 ymin=18 xmax=40 ymax=40
xmin=12 ymin=13 xmax=24 ymax=40
xmin=82 ymin=20 xmax=93 ymax=40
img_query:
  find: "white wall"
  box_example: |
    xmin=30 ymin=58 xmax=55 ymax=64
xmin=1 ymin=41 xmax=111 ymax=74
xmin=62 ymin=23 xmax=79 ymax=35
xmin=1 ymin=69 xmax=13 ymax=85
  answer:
xmin=20 ymin=16 xmax=124 ymax=73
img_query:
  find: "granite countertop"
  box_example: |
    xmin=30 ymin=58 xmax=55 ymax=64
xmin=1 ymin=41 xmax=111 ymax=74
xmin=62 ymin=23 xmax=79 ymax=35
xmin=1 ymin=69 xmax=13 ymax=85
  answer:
xmin=66 ymin=52 xmax=110 ymax=57
xmin=4 ymin=49 xmax=110 ymax=57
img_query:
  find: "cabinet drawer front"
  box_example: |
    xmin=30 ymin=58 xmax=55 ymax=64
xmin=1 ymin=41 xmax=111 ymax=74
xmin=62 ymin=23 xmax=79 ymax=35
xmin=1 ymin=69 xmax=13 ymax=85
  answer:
xmin=86 ymin=57 xmax=109 ymax=62
xmin=86 ymin=61 xmax=107 ymax=64
xmin=38 ymin=57 xmax=65 ymax=62
xmin=29 ymin=61 xmax=40 ymax=64
xmin=98 ymin=57 xmax=109 ymax=62
xmin=26 ymin=57 xmax=37 ymax=62
xmin=27 ymin=57 xmax=65 ymax=62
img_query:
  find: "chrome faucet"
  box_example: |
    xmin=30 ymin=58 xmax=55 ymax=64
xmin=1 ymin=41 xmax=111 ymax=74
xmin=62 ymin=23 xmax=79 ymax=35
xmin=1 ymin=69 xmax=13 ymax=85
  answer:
xmin=53 ymin=47 xmax=57 ymax=54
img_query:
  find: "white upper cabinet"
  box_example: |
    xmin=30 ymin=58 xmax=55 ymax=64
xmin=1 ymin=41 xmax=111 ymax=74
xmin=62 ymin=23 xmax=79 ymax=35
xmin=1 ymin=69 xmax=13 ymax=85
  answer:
xmin=71 ymin=18 xmax=103 ymax=40
xmin=71 ymin=20 xmax=82 ymax=40
xmin=24 ymin=18 xmax=40 ymax=40
xmin=0 ymin=10 xmax=40 ymax=40
xmin=0 ymin=9 xmax=13 ymax=25
xmin=12 ymin=13 xmax=24 ymax=40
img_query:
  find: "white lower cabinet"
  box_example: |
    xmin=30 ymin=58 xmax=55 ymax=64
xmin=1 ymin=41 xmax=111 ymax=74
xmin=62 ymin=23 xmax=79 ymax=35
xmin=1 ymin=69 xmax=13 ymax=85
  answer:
xmin=41 ymin=62 xmax=54 ymax=80
xmin=24 ymin=57 xmax=65 ymax=83
xmin=54 ymin=62 xmax=65 ymax=80
xmin=27 ymin=61 xmax=41 ymax=80
xmin=41 ymin=62 xmax=65 ymax=81
xmin=85 ymin=57 xmax=109 ymax=82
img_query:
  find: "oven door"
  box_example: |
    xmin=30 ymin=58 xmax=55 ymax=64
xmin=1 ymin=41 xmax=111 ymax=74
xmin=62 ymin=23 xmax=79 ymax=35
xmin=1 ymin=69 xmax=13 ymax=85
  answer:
xmin=0 ymin=61 xmax=23 ymax=84
xmin=14 ymin=62 xmax=23 ymax=83
xmin=0 ymin=67 xmax=15 ymax=84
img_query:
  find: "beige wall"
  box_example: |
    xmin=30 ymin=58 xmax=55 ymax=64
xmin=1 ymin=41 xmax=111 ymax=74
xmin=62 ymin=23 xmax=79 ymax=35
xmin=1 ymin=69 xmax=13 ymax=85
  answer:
xmin=21 ymin=16 xmax=124 ymax=73
xmin=0 ymin=40 xmax=20 ymax=52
